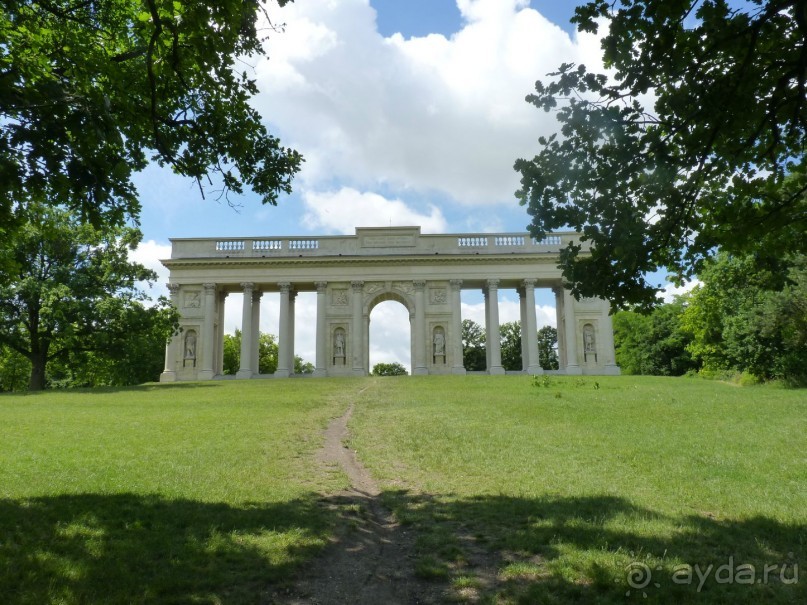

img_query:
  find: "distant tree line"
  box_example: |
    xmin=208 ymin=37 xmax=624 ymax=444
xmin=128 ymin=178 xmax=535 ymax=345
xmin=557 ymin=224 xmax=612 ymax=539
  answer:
xmin=222 ymin=330 xmax=314 ymax=376
xmin=461 ymin=319 xmax=559 ymax=372
xmin=614 ymin=252 xmax=807 ymax=385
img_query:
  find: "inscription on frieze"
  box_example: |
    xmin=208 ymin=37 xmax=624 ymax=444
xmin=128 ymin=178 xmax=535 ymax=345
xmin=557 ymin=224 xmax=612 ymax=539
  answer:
xmin=361 ymin=235 xmax=416 ymax=248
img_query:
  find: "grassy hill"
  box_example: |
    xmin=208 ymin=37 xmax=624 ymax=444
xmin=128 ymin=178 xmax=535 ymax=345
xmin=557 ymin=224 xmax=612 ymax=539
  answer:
xmin=0 ymin=376 xmax=804 ymax=603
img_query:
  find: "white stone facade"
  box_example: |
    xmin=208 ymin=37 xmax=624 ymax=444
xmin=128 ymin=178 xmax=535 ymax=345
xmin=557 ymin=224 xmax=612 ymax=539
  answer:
xmin=160 ymin=227 xmax=620 ymax=380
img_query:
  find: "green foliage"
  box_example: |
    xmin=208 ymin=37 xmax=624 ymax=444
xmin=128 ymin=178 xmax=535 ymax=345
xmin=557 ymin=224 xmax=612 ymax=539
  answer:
xmin=222 ymin=330 xmax=313 ymax=375
xmin=537 ymin=325 xmax=559 ymax=370
xmin=0 ymin=346 xmax=29 ymax=392
xmin=499 ymin=321 xmax=522 ymax=371
xmin=683 ymin=252 xmax=807 ymax=384
xmin=295 ymin=358 xmax=315 ymax=375
xmin=48 ymin=299 xmax=179 ymax=387
xmin=463 ymin=320 xmax=560 ymax=371
xmin=0 ymin=0 xmax=301 ymax=239
xmin=372 ymin=362 xmax=408 ymax=376
xmin=222 ymin=330 xmax=278 ymax=375
xmin=516 ymin=1 xmax=807 ymax=309
xmin=613 ymin=297 xmax=698 ymax=376
xmin=0 ymin=204 xmax=178 ymax=390
xmin=461 ymin=319 xmax=486 ymax=371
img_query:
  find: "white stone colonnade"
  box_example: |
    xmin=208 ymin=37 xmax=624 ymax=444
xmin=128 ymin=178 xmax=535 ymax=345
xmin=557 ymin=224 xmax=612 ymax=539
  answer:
xmin=160 ymin=227 xmax=620 ymax=380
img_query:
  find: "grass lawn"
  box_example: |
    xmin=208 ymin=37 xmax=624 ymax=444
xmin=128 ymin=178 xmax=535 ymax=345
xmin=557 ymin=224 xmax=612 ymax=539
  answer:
xmin=350 ymin=375 xmax=806 ymax=604
xmin=0 ymin=375 xmax=804 ymax=604
xmin=0 ymin=379 xmax=363 ymax=604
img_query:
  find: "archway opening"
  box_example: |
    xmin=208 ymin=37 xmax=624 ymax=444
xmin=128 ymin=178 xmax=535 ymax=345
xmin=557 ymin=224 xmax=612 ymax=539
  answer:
xmin=368 ymin=299 xmax=411 ymax=374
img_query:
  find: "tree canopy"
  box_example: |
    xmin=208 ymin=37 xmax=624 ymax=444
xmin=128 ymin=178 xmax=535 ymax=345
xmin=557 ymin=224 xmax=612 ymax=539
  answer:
xmin=0 ymin=0 xmax=302 ymax=235
xmin=0 ymin=203 xmax=177 ymax=390
xmin=515 ymin=0 xmax=807 ymax=309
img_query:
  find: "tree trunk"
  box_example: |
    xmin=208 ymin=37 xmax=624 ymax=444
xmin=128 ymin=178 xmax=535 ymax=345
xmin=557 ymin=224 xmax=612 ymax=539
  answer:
xmin=29 ymin=351 xmax=47 ymax=391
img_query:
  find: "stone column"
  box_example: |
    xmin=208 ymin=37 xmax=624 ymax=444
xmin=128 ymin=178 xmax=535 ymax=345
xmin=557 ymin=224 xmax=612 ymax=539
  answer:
xmin=413 ymin=280 xmax=428 ymax=374
xmin=314 ymin=282 xmax=328 ymax=377
xmin=251 ymin=290 xmax=261 ymax=375
xmin=215 ymin=291 xmax=228 ymax=375
xmin=522 ymin=279 xmax=543 ymax=375
xmin=351 ymin=281 xmax=365 ymax=375
xmin=450 ymin=279 xmax=466 ymax=375
xmin=275 ymin=282 xmax=292 ymax=377
xmin=553 ymin=286 xmax=566 ymax=371
xmin=160 ymin=283 xmax=181 ymax=382
xmin=288 ymin=290 xmax=297 ymax=373
xmin=483 ymin=288 xmax=491 ymax=371
xmin=236 ymin=282 xmax=254 ymax=379
xmin=563 ymin=288 xmax=582 ymax=374
xmin=486 ymin=279 xmax=505 ymax=375
xmin=199 ymin=283 xmax=217 ymax=380
xmin=518 ymin=286 xmax=528 ymax=371
xmin=600 ymin=299 xmax=621 ymax=374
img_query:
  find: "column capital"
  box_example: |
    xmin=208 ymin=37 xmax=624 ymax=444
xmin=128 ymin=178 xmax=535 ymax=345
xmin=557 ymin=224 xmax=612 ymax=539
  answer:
xmin=251 ymin=290 xmax=262 ymax=302
xmin=219 ymin=291 xmax=229 ymax=300
xmin=315 ymin=281 xmax=328 ymax=292
xmin=240 ymin=282 xmax=255 ymax=293
xmin=278 ymin=282 xmax=292 ymax=293
xmin=486 ymin=278 xmax=500 ymax=290
xmin=522 ymin=278 xmax=537 ymax=288
xmin=167 ymin=283 xmax=180 ymax=296
xmin=413 ymin=280 xmax=426 ymax=291
xmin=450 ymin=279 xmax=463 ymax=290
xmin=351 ymin=280 xmax=364 ymax=292
xmin=203 ymin=283 xmax=217 ymax=294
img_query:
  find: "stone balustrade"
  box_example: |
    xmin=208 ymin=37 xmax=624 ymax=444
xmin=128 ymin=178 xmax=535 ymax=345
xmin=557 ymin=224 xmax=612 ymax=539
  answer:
xmin=170 ymin=227 xmax=582 ymax=260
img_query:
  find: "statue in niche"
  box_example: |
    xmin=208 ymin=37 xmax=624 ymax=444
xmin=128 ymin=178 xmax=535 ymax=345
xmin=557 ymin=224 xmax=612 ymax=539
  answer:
xmin=183 ymin=330 xmax=197 ymax=367
xmin=433 ymin=329 xmax=445 ymax=357
xmin=583 ymin=324 xmax=596 ymax=353
xmin=583 ymin=323 xmax=597 ymax=362
xmin=334 ymin=330 xmax=345 ymax=358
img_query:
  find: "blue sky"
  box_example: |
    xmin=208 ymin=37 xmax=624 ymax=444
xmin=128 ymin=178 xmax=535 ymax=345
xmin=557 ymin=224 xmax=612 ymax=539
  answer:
xmin=132 ymin=0 xmax=689 ymax=369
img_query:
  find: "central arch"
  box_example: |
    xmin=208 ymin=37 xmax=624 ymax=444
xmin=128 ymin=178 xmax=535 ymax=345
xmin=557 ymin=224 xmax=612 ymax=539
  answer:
xmin=365 ymin=290 xmax=414 ymax=374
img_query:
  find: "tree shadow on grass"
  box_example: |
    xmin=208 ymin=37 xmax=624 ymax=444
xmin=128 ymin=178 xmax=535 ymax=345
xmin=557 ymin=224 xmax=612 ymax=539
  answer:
xmin=2 ymin=492 xmax=803 ymax=604
xmin=377 ymin=491 xmax=806 ymax=604
xmin=0 ymin=493 xmax=335 ymax=605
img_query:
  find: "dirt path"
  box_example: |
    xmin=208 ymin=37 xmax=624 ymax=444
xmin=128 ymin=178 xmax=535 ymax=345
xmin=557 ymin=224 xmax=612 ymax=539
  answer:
xmin=271 ymin=397 xmax=444 ymax=604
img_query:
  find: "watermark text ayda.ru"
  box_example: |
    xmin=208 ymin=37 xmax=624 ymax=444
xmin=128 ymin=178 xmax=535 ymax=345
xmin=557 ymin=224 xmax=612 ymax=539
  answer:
xmin=625 ymin=555 xmax=799 ymax=594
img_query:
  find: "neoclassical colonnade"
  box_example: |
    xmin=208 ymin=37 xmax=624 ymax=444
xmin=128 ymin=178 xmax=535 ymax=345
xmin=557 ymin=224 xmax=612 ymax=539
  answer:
xmin=160 ymin=227 xmax=620 ymax=381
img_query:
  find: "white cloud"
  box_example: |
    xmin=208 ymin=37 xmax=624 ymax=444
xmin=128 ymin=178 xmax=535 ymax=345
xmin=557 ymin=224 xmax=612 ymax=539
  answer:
xmin=302 ymin=187 xmax=447 ymax=234
xmin=369 ymin=300 xmax=412 ymax=370
xmin=129 ymin=239 xmax=172 ymax=303
xmin=254 ymin=0 xmax=606 ymax=205
xmin=660 ymin=279 xmax=701 ymax=303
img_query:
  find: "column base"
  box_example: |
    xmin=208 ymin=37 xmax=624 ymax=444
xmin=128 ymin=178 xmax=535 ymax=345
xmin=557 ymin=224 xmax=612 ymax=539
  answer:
xmin=159 ymin=371 xmax=177 ymax=383
xmin=564 ymin=365 xmax=582 ymax=375
xmin=452 ymin=367 xmax=467 ymax=375
xmin=312 ymin=368 xmax=328 ymax=377
xmin=488 ymin=366 xmax=505 ymax=375
xmin=413 ymin=366 xmax=429 ymax=375
xmin=197 ymin=369 xmax=215 ymax=380
xmin=526 ymin=365 xmax=544 ymax=375
xmin=352 ymin=368 xmax=366 ymax=376
xmin=603 ymin=364 xmax=621 ymax=375
xmin=274 ymin=369 xmax=291 ymax=378
xmin=235 ymin=369 xmax=253 ymax=379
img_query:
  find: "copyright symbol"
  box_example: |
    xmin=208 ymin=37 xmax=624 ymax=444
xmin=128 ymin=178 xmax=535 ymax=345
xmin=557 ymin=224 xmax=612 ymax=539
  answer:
xmin=626 ymin=562 xmax=652 ymax=589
